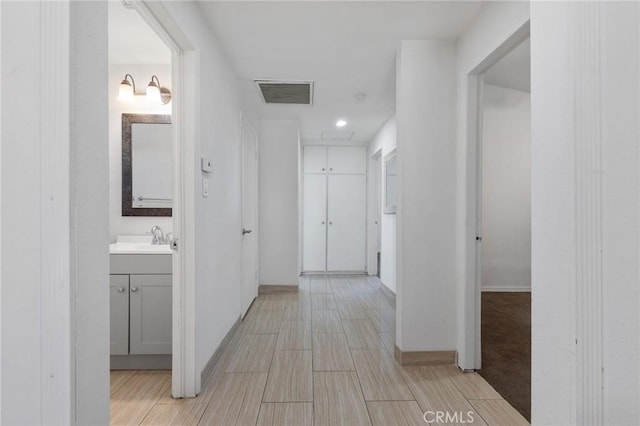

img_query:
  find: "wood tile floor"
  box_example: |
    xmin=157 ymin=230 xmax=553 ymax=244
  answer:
xmin=111 ymin=275 xmax=529 ymax=425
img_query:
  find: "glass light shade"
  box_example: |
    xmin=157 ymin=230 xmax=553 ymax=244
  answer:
xmin=118 ymin=80 xmax=134 ymax=101
xmin=147 ymin=81 xmax=161 ymax=103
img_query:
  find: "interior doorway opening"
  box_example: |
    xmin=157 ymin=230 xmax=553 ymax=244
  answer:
xmin=475 ymin=37 xmax=531 ymax=421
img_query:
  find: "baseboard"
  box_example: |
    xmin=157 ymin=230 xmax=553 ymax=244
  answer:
xmin=301 ymin=271 xmax=367 ymax=275
xmin=258 ymin=284 xmax=298 ymax=294
xmin=111 ymin=355 xmax=171 ymax=370
xmin=379 ymin=281 xmax=396 ymax=309
xmin=200 ymin=315 xmax=242 ymax=387
xmin=482 ymin=286 xmax=531 ymax=292
xmin=394 ymin=346 xmax=457 ymax=366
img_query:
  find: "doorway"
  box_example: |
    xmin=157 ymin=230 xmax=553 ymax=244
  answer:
xmin=372 ymin=151 xmax=382 ymax=277
xmin=476 ymin=37 xmax=531 ymax=420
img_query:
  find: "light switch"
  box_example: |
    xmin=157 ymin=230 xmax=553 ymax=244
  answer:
xmin=202 ymin=178 xmax=209 ymax=197
xmin=201 ymin=157 xmax=213 ymax=173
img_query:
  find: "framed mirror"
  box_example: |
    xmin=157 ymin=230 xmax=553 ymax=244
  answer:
xmin=384 ymin=149 xmax=397 ymax=214
xmin=122 ymin=113 xmax=173 ymax=216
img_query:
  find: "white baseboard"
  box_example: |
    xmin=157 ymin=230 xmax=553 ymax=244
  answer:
xmin=482 ymin=285 xmax=531 ymax=292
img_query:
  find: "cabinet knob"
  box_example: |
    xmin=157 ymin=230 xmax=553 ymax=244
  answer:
xmin=117 ymin=287 xmax=125 ymax=293
xmin=329 ymin=222 xmax=333 ymax=225
xmin=322 ymin=168 xmax=325 ymax=171
xmin=131 ymin=287 xmax=138 ymax=293
xmin=322 ymin=221 xmax=325 ymax=225
xmin=330 ymin=168 xmax=333 ymax=171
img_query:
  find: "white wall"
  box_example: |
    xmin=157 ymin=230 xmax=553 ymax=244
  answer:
xmin=531 ymin=2 xmax=639 ymax=424
xmin=395 ymin=41 xmax=457 ymax=352
xmin=1 ymin=1 xmax=110 ymax=423
xmin=259 ymin=119 xmax=300 ymax=286
xmin=109 ymin=63 xmax=172 ymax=241
xmin=481 ymin=84 xmax=530 ymax=291
xmin=368 ymin=116 xmax=397 ymax=293
xmin=160 ymin=2 xmax=253 ymax=380
xmin=455 ymin=0 xmax=530 ymax=370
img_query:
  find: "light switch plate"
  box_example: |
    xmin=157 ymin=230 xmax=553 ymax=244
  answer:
xmin=202 ymin=178 xmax=208 ymax=197
xmin=201 ymin=157 xmax=213 ymax=173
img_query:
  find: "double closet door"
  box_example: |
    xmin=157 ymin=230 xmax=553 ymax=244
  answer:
xmin=303 ymin=146 xmax=367 ymax=272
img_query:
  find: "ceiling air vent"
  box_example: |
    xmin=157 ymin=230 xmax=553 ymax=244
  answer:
xmin=321 ymin=131 xmax=354 ymax=141
xmin=255 ymin=80 xmax=314 ymax=105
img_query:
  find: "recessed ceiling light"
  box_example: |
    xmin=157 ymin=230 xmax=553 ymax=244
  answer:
xmin=336 ymin=119 xmax=347 ymax=128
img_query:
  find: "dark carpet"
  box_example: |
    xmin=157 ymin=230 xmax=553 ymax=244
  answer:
xmin=478 ymin=292 xmax=531 ymax=421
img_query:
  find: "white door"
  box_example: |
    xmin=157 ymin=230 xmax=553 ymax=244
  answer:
xmin=303 ymin=174 xmax=328 ymax=271
xmin=374 ymin=154 xmax=382 ymax=275
xmin=327 ymin=174 xmax=367 ymax=271
xmin=241 ymin=117 xmax=259 ymax=317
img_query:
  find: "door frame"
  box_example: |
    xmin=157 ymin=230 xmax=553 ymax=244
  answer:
xmin=367 ymin=149 xmax=383 ymax=276
xmin=131 ymin=1 xmax=199 ymax=397
xmin=461 ymin=22 xmax=530 ymax=370
xmin=240 ymin=113 xmax=259 ymax=317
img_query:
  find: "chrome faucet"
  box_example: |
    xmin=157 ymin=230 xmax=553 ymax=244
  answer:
xmin=151 ymin=225 xmax=165 ymax=245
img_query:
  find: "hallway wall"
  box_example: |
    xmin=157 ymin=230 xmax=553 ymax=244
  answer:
xmin=161 ymin=1 xmax=253 ymax=382
xmin=481 ymin=84 xmax=531 ymax=292
xmin=368 ymin=116 xmax=397 ymax=293
xmin=258 ymin=119 xmax=300 ymax=286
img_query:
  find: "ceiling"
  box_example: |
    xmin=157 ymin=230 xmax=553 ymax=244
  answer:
xmin=109 ymin=1 xmax=485 ymax=143
xmin=197 ymin=1 xmax=484 ymax=143
xmin=484 ymin=38 xmax=530 ymax=93
xmin=108 ymin=1 xmax=170 ymax=64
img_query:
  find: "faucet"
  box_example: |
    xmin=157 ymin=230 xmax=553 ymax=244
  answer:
xmin=151 ymin=226 xmax=165 ymax=245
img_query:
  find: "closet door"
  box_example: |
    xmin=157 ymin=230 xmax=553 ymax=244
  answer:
xmin=303 ymin=146 xmax=327 ymax=174
xmin=302 ymin=174 xmax=327 ymax=271
xmin=327 ymin=174 xmax=367 ymax=271
xmin=327 ymin=146 xmax=366 ymax=174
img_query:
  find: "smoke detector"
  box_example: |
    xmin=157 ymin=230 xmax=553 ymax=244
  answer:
xmin=255 ymin=80 xmax=314 ymax=105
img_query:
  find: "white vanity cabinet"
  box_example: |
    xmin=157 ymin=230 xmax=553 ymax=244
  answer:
xmin=110 ymin=253 xmax=172 ymax=368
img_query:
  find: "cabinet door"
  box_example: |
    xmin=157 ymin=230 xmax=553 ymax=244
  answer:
xmin=327 ymin=174 xmax=367 ymax=271
xmin=303 ymin=146 xmax=327 ymax=174
xmin=110 ymin=275 xmax=129 ymax=355
xmin=302 ymin=174 xmax=327 ymax=271
xmin=327 ymin=146 xmax=366 ymax=174
xmin=129 ymin=274 xmax=172 ymax=355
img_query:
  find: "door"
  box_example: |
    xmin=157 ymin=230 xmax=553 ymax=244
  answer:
xmin=110 ymin=275 xmax=130 ymax=355
xmin=303 ymin=174 xmax=328 ymax=271
xmin=327 ymin=174 xmax=367 ymax=271
xmin=241 ymin=117 xmax=259 ymax=317
xmin=374 ymin=153 xmax=382 ymax=276
xmin=130 ymin=274 xmax=172 ymax=355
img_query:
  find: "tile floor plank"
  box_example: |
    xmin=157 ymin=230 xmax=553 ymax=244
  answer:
xmin=366 ymin=401 xmax=426 ymax=426
xmin=311 ymin=293 xmax=337 ymax=310
xmin=140 ymin=403 xmax=206 ymax=425
xmin=314 ymin=371 xmax=371 ymax=426
xmin=342 ymin=319 xmax=384 ymax=349
xmin=351 ymin=349 xmax=413 ymax=401
xmin=225 ymin=334 xmax=277 ymax=372
xmin=276 ymin=321 xmax=312 ymax=350
xmin=257 ymin=403 xmax=313 ymax=426
xmin=312 ymin=333 xmax=355 ymax=371
xmin=470 ymin=399 xmax=529 ymax=426
xmin=263 ymin=350 xmax=313 ymax=402
xmin=312 ymin=309 xmax=344 ymax=333
xmin=110 ymin=370 xmax=136 ymax=396
xmin=197 ymin=372 xmax=267 ymax=426
xmin=110 ymin=371 xmax=171 ymax=426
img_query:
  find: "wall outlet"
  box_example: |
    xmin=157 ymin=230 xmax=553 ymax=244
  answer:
xmin=201 ymin=157 xmax=213 ymax=173
xmin=202 ymin=178 xmax=209 ymax=197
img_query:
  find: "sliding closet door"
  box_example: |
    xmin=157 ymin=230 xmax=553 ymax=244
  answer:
xmin=302 ymin=174 xmax=327 ymax=271
xmin=327 ymin=174 xmax=367 ymax=271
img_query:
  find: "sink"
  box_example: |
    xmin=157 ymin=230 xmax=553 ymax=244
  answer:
xmin=110 ymin=235 xmax=172 ymax=255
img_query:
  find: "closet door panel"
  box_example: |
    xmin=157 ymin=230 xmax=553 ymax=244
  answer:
xmin=327 ymin=146 xmax=366 ymax=174
xmin=327 ymin=174 xmax=367 ymax=271
xmin=302 ymin=174 xmax=327 ymax=271
xmin=303 ymin=146 xmax=327 ymax=174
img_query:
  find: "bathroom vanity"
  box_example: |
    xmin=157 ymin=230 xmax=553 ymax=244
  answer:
xmin=110 ymin=236 xmax=172 ymax=369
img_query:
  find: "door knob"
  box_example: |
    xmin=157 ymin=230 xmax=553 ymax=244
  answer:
xmin=242 ymin=228 xmax=252 ymax=235
xmin=117 ymin=287 xmax=125 ymax=293
xmin=329 ymin=222 xmax=333 ymax=225
xmin=131 ymin=287 xmax=138 ymax=293
xmin=321 ymin=221 xmax=325 ymax=225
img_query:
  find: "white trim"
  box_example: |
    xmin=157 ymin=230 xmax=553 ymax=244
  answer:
xmin=130 ymin=1 xmax=199 ymax=398
xmin=367 ymin=148 xmax=382 ymax=276
xmin=40 ymin=2 xmax=72 ymax=422
xmin=481 ymin=286 xmax=531 ymax=293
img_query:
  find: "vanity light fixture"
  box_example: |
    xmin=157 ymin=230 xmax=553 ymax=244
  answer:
xmin=117 ymin=74 xmax=172 ymax=104
xmin=336 ymin=119 xmax=347 ymax=128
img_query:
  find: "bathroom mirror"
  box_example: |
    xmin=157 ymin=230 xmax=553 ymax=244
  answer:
xmin=122 ymin=113 xmax=172 ymax=217
xmin=384 ymin=150 xmax=397 ymax=214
